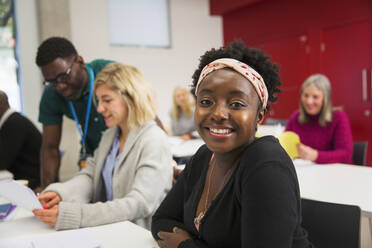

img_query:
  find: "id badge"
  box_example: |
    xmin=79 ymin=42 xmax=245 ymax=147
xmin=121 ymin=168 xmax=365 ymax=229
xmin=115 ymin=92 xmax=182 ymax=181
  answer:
xmin=78 ymin=152 xmax=91 ymax=169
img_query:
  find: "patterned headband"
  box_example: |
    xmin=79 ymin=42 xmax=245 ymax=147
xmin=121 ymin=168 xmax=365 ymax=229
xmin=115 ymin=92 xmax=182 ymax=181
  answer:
xmin=195 ymin=58 xmax=268 ymax=110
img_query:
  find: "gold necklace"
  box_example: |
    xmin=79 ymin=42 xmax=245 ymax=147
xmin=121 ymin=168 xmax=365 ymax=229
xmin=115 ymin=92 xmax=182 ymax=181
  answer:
xmin=194 ymin=154 xmax=234 ymax=229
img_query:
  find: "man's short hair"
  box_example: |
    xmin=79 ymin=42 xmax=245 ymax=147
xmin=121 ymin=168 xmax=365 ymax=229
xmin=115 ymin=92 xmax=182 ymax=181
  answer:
xmin=36 ymin=37 xmax=77 ymax=67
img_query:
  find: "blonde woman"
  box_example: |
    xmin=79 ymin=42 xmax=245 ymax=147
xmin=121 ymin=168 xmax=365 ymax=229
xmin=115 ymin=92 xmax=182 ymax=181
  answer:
xmin=33 ymin=63 xmax=173 ymax=230
xmin=170 ymin=86 xmax=196 ymax=140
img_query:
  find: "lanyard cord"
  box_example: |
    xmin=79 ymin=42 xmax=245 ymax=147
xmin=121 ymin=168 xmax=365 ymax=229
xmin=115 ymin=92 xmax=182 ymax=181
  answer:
xmin=69 ymin=66 xmax=94 ymax=154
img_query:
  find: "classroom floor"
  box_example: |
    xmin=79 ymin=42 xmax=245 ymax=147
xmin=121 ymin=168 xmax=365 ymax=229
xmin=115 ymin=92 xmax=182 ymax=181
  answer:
xmin=361 ymin=216 xmax=372 ymax=247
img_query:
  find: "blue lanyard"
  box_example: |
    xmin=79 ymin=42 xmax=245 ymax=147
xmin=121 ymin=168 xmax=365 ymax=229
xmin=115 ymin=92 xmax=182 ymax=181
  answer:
xmin=69 ymin=66 xmax=94 ymax=154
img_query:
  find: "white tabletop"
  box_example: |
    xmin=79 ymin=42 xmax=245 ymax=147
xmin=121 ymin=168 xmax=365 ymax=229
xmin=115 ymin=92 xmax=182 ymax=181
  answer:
xmin=168 ymin=136 xmax=204 ymax=158
xmin=256 ymin=124 xmax=285 ymax=138
xmin=0 ymin=208 xmax=158 ymax=247
xmin=168 ymin=125 xmax=284 ymax=158
xmin=294 ymin=159 xmax=372 ymax=217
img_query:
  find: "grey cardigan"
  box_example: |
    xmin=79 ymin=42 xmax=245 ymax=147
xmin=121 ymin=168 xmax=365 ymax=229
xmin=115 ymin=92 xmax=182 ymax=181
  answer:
xmin=45 ymin=121 xmax=173 ymax=230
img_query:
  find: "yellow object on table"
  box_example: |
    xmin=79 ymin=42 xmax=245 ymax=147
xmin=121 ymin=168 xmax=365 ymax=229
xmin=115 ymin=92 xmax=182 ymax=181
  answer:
xmin=278 ymin=131 xmax=300 ymax=159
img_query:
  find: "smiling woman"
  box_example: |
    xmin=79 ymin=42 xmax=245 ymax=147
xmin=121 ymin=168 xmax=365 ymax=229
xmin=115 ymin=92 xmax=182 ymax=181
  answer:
xmin=170 ymin=86 xmax=196 ymax=140
xmin=195 ymin=68 xmax=261 ymax=153
xmin=151 ymin=41 xmax=313 ymax=248
xmin=285 ymin=74 xmax=353 ymax=164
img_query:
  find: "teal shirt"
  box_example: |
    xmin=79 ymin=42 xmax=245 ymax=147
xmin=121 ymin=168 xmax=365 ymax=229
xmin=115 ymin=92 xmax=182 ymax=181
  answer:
xmin=38 ymin=59 xmax=114 ymax=155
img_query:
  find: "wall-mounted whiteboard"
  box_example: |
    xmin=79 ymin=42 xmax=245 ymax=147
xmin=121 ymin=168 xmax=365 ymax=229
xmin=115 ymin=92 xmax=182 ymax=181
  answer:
xmin=108 ymin=0 xmax=171 ymax=48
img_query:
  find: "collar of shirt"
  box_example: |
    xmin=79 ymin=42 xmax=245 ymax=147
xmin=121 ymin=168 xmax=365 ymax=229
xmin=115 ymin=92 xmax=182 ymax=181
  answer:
xmin=102 ymin=127 xmax=122 ymax=201
xmin=0 ymin=108 xmax=16 ymax=129
xmin=73 ymin=64 xmax=93 ymax=101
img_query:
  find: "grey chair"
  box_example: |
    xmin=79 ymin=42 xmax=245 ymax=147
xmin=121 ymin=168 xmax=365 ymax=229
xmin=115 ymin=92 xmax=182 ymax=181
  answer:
xmin=301 ymin=198 xmax=361 ymax=248
xmin=264 ymin=117 xmax=288 ymax=126
xmin=353 ymin=141 xmax=368 ymax=166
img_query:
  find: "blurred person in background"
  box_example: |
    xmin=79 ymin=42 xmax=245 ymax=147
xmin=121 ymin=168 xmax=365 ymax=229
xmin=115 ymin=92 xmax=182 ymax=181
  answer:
xmin=285 ymin=74 xmax=353 ymax=164
xmin=0 ymin=90 xmax=41 ymax=189
xmin=170 ymin=86 xmax=196 ymax=140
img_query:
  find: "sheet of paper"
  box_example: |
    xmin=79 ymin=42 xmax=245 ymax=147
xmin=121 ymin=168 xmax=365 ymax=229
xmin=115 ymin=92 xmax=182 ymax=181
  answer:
xmin=0 ymin=179 xmax=42 ymax=211
xmin=0 ymin=228 xmax=101 ymax=248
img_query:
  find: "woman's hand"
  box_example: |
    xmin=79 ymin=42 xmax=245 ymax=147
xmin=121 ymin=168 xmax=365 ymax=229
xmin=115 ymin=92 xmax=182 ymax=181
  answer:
xmin=172 ymin=167 xmax=183 ymax=184
xmin=37 ymin=191 xmax=61 ymax=209
xmin=157 ymin=227 xmax=191 ymax=248
xmin=32 ymin=205 xmax=59 ymax=228
xmin=298 ymin=143 xmax=318 ymax=162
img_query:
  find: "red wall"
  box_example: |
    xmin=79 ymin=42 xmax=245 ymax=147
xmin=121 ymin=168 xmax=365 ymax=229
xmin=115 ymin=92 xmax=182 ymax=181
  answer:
xmin=211 ymin=0 xmax=371 ymax=47
xmin=210 ymin=0 xmax=372 ymax=165
xmin=209 ymin=0 xmax=263 ymax=15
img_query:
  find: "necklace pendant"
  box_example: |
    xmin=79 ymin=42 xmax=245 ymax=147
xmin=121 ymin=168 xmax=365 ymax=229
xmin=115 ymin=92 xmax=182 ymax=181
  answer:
xmin=195 ymin=212 xmax=204 ymax=224
xmin=194 ymin=212 xmax=204 ymax=231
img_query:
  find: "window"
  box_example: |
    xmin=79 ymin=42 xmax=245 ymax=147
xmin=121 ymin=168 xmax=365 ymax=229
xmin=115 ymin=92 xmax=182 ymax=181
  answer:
xmin=0 ymin=0 xmax=21 ymax=111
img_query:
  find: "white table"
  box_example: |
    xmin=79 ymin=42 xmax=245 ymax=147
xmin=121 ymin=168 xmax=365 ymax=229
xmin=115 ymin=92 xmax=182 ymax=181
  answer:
xmin=256 ymin=124 xmax=285 ymax=138
xmin=294 ymin=159 xmax=372 ymax=217
xmin=168 ymin=125 xmax=284 ymax=159
xmin=293 ymin=160 xmax=372 ymax=247
xmin=168 ymin=136 xmax=204 ymax=158
xmin=0 ymin=207 xmax=158 ymax=247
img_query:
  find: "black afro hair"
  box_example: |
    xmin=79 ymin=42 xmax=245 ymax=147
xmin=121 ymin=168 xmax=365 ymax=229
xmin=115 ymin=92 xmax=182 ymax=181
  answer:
xmin=36 ymin=37 xmax=77 ymax=67
xmin=191 ymin=40 xmax=281 ymax=110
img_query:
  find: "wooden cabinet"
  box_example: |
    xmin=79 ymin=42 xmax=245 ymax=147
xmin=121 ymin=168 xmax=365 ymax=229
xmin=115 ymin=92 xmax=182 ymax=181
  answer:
xmin=320 ymin=20 xmax=372 ymax=164
xmin=254 ymin=34 xmax=309 ymax=119
xmin=258 ymin=21 xmax=372 ymax=165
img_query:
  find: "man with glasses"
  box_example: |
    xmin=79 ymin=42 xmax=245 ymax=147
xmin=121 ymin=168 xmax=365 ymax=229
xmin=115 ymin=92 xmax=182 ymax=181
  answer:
xmin=35 ymin=37 xmax=113 ymax=191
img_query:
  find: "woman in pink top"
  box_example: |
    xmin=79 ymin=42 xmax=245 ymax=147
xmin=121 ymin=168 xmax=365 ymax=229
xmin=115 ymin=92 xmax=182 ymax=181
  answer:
xmin=285 ymin=74 xmax=353 ymax=164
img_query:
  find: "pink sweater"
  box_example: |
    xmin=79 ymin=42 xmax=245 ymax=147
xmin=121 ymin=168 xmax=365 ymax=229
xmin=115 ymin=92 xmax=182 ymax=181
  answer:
xmin=285 ymin=110 xmax=353 ymax=164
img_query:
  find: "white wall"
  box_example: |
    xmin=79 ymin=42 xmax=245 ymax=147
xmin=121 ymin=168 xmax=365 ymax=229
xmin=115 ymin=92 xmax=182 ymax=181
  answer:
xmin=15 ymin=0 xmax=223 ymax=128
xmin=69 ymin=0 xmax=223 ymax=124
xmin=15 ymin=0 xmax=222 ymax=180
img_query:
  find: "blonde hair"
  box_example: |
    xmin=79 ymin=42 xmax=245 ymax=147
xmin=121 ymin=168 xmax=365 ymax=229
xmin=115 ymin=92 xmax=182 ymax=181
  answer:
xmin=298 ymin=74 xmax=339 ymax=126
xmin=94 ymin=63 xmax=156 ymax=129
xmin=171 ymin=86 xmax=194 ymax=120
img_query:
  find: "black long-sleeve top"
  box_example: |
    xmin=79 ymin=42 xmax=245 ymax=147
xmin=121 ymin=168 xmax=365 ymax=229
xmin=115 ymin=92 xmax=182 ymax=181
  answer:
xmin=0 ymin=112 xmax=42 ymax=189
xmin=152 ymin=136 xmax=311 ymax=248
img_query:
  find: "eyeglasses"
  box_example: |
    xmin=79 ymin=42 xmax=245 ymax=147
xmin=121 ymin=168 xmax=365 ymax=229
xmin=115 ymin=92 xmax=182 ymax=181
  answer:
xmin=43 ymin=57 xmax=76 ymax=88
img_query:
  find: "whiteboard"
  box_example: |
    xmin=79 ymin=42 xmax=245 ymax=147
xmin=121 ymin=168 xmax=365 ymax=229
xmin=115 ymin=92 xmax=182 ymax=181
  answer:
xmin=108 ymin=0 xmax=171 ymax=48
